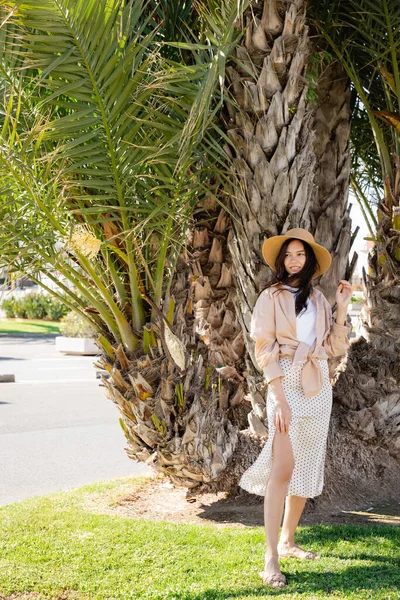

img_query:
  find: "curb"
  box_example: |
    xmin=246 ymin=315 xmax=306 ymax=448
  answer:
xmin=0 ymin=333 xmax=58 ymax=339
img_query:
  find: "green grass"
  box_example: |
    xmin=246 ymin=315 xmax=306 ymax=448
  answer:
xmin=0 ymin=477 xmax=399 ymax=600
xmin=0 ymin=318 xmax=61 ymax=335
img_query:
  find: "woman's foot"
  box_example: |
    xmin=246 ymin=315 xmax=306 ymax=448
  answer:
xmin=278 ymin=541 xmax=320 ymax=560
xmin=260 ymin=556 xmax=287 ymax=588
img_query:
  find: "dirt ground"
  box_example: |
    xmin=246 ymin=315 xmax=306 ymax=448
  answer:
xmin=91 ymin=474 xmax=400 ymax=528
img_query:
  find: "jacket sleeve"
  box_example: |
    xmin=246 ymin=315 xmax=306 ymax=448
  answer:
xmin=250 ymin=290 xmax=285 ymax=383
xmin=322 ymin=299 xmax=351 ymax=358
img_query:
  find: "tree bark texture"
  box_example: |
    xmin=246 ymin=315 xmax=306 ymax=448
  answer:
xmin=331 ymin=166 xmax=400 ymax=473
xmin=218 ymin=0 xmax=400 ymax=505
xmin=222 ymin=0 xmax=352 ymax=436
xmin=96 ymin=205 xmax=248 ymax=489
xmin=189 ymin=199 xmax=249 ymax=429
xmin=97 ymin=291 xmax=240 ymax=488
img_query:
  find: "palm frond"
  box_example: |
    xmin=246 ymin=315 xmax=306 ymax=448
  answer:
xmin=0 ymin=0 xmax=244 ymax=351
xmin=311 ymin=0 xmax=400 ymax=183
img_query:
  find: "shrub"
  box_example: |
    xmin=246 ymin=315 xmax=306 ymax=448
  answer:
xmin=59 ymin=311 xmax=96 ymax=338
xmin=1 ymin=293 xmax=70 ymax=321
xmin=45 ymin=299 xmax=69 ymax=321
xmin=23 ymin=293 xmax=48 ymax=319
xmin=1 ymin=297 xmax=16 ymax=318
xmin=13 ymin=300 xmax=27 ymax=319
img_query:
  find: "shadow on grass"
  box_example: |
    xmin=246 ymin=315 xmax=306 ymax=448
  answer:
xmin=167 ymin=564 xmax=400 ymax=599
xmin=138 ymin=524 xmax=400 ymax=600
xmin=296 ymin=524 xmax=400 ymax=564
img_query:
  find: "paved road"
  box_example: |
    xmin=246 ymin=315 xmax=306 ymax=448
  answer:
xmin=0 ymin=336 xmax=151 ymax=506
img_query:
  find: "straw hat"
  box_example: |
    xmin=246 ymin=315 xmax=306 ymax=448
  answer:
xmin=261 ymin=228 xmax=332 ymax=278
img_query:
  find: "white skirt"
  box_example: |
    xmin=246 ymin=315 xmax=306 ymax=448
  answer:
xmin=239 ymin=357 xmax=333 ymax=498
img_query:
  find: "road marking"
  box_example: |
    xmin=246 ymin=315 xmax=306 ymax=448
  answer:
xmin=29 ymin=357 xmax=97 ymax=362
xmin=0 ymin=357 xmax=96 ymax=363
xmin=0 ymin=378 xmax=98 ymax=385
xmin=38 ymin=367 xmax=87 ymax=371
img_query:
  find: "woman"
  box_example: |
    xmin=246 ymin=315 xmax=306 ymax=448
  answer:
xmin=239 ymin=228 xmax=352 ymax=588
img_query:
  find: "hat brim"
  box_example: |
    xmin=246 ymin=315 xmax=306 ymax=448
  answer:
xmin=262 ymin=235 xmax=332 ymax=278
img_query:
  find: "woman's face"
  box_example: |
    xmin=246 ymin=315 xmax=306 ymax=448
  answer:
xmin=283 ymin=239 xmax=306 ymax=277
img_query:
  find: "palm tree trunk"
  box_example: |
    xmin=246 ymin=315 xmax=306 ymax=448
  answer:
xmin=360 ymin=199 xmax=400 ymax=356
xmin=215 ymin=0 xmax=400 ymax=505
xmin=189 ymin=200 xmax=249 ymax=428
xmin=99 ymin=0 xmax=377 ymax=502
xmin=326 ymin=185 xmax=400 ymax=505
xmin=223 ymin=0 xmax=352 ymax=436
xmin=98 ymin=201 xmax=247 ymax=489
xmin=99 ymin=276 xmax=240 ymax=488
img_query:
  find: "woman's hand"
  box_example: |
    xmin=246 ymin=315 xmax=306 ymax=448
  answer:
xmin=273 ymin=399 xmax=292 ymax=435
xmin=269 ymin=376 xmax=291 ymax=434
xmin=335 ymin=279 xmax=352 ymax=309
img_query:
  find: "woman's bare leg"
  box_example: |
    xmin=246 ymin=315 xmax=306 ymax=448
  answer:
xmin=278 ymin=495 xmax=319 ymax=559
xmin=263 ymin=431 xmax=294 ymax=584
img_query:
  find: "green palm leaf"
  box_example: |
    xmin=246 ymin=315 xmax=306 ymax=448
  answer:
xmin=310 ymin=0 xmax=400 ymax=243
xmin=0 ymin=0 xmax=244 ymax=353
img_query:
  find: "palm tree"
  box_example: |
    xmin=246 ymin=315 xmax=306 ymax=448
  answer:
xmin=2 ymin=0 xmax=398 ymax=505
xmin=213 ymin=0 xmax=375 ymax=502
xmin=0 ymin=0 xmax=248 ymax=488
xmin=195 ymin=0 xmax=399 ymax=503
xmin=310 ymin=0 xmax=400 ymax=501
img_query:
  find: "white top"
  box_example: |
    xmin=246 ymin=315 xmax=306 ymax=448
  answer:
xmin=282 ymin=285 xmax=317 ymax=347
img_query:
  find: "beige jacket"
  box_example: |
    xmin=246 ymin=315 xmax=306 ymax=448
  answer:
xmin=251 ymin=283 xmax=351 ymax=398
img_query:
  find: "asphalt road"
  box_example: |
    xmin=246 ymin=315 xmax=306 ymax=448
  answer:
xmin=0 ymin=335 xmax=151 ymax=506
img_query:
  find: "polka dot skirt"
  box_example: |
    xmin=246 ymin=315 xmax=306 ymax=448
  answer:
xmin=239 ymin=358 xmax=333 ymax=498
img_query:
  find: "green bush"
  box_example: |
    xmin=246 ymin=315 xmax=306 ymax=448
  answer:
xmin=1 ymin=293 xmax=70 ymax=321
xmin=1 ymin=297 xmax=16 ymax=318
xmin=59 ymin=310 xmax=96 ymax=338
xmin=45 ymin=298 xmax=69 ymax=321
xmin=350 ymin=294 xmax=364 ymax=304
xmin=23 ymin=293 xmax=48 ymax=319
xmin=13 ymin=300 xmax=27 ymax=319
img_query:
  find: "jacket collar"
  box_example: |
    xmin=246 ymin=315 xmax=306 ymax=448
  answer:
xmin=270 ymin=281 xmax=316 ymax=303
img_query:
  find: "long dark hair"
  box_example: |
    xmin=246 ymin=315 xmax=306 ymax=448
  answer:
xmin=264 ymin=238 xmax=319 ymax=316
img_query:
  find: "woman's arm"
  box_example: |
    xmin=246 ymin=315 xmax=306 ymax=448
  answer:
xmin=335 ymin=305 xmax=348 ymax=326
xmin=251 ymin=290 xmax=291 ymax=433
xmin=251 ymin=290 xmax=285 ymax=383
xmin=322 ymin=280 xmax=352 ymax=358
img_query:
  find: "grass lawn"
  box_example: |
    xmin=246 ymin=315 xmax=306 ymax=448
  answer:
xmin=0 ymin=318 xmax=61 ymax=335
xmin=0 ymin=477 xmax=399 ymax=600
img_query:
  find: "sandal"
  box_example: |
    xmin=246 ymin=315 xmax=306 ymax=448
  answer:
xmin=259 ymin=571 xmax=287 ymax=588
